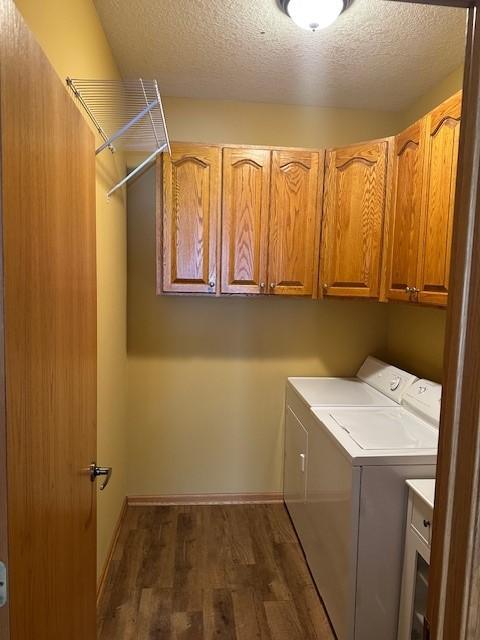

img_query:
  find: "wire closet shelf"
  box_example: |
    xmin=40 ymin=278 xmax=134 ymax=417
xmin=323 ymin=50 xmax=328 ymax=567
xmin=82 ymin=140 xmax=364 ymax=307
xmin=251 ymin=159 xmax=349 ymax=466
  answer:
xmin=67 ymin=78 xmax=171 ymax=197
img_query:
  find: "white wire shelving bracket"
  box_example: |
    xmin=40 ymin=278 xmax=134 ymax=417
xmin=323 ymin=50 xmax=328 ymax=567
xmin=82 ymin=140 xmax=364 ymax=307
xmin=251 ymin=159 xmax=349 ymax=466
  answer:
xmin=67 ymin=78 xmax=171 ymax=197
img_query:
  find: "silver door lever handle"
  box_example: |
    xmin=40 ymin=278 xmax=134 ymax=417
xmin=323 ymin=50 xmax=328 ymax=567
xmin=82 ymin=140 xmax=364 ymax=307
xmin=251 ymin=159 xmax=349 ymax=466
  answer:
xmin=90 ymin=463 xmax=112 ymax=491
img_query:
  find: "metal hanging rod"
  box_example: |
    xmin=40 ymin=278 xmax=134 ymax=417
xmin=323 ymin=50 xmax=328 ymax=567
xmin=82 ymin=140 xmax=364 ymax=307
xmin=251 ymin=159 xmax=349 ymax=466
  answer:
xmin=67 ymin=77 xmax=171 ymax=196
xmin=107 ymin=146 xmax=166 ymax=198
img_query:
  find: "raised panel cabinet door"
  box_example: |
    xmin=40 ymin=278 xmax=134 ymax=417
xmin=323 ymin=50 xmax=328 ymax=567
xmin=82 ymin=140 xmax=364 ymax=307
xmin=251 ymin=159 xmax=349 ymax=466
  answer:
xmin=221 ymin=148 xmax=270 ymax=294
xmin=385 ymin=119 xmax=428 ymax=302
xmin=267 ymin=149 xmax=322 ymax=296
xmin=162 ymin=144 xmax=221 ymax=293
xmin=320 ymin=140 xmax=390 ymax=298
xmin=416 ymin=92 xmax=462 ymax=307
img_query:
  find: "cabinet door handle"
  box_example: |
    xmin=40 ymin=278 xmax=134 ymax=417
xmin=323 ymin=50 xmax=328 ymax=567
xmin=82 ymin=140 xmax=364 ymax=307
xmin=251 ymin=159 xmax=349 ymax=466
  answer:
xmin=270 ymin=283 xmax=276 ymax=290
xmin=423 ymin=519 xmax=431 ymax=528
xmin=260 ymin=282 xmax=265 ymax=290
xmin=208 ymin=281 xmax=215 ymax=289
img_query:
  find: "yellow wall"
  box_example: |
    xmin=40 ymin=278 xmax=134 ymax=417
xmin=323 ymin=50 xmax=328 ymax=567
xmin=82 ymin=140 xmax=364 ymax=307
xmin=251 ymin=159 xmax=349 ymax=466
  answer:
xmin=398 ymin=66 xmax=464 ymax=131
xmin=162 ymin=96 xmax=400 ymax=148
xmin=126 ymin=102 xmax=398 ymax=497
xmin=386 ymin=306 xmax=446 ymax=382
xmin=14 ymin=0 xmax=129 ymax=576
xmin=385 ymin=65 xmax=464 ymax=383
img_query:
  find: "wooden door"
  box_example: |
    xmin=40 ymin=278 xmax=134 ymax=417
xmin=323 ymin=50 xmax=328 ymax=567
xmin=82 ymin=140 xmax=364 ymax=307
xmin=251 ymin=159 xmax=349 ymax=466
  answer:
xmin=162 ymin=143 xmax=221 ymax=294
xmin=221 ymin=148 xmax=270 ymax=294
xmin=267 ymin=149 xmax=322 ymax=296
xmin=416 ymin=92 xmax=462 ymax=307
xmin=320 ymin=140 xmax=390 ymax=298
xmin=0 ymin=0 xmax=97 ymax=638
xmin=385 ymin=119 xmax=428 ymax=302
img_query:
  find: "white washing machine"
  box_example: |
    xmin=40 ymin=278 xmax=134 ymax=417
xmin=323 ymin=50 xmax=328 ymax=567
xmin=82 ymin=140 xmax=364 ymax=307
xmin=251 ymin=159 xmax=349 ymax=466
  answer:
xmin=304 ymin=379 xmax=441 ymax=640
xmin=284 ymin=356 xmax=418 ymax=608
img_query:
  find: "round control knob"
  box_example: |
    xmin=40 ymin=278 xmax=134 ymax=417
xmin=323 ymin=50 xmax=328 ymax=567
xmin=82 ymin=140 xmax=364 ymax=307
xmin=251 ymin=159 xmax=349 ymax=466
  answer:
xmin=390 ymin=376 xmax=401 ymax=391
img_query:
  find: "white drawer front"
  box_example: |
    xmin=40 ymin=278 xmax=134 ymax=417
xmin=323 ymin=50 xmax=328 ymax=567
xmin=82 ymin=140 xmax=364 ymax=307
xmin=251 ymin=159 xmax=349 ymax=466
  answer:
xmin=411 ymin=494 xmax=433 ymax=546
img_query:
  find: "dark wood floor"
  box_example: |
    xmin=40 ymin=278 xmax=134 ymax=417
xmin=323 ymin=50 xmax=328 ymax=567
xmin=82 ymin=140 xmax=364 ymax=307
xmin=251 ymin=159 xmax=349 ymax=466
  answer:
xmin=97 ymin=503 xmax=335 ymax=640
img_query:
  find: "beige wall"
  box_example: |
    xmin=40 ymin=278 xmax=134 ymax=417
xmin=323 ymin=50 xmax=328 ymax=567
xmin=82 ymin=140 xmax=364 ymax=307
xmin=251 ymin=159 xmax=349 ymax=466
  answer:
xmin=126 ymin=102 xmax=398 ymax=497
xmin=386 ymin=306 xmax=446 ymax=382
xmin=14 ymin=0 xmax=129 ymax=576
xmin=398 ymin=66 xmax=464 ymax=131
xmin=162 ymin=96 xmax=400 ymax=148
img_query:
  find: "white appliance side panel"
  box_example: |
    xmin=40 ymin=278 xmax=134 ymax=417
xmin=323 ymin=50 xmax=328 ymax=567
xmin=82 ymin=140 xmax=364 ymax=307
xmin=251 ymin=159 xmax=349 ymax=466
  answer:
xmin=286 ymin=382 xmax=318 ymax=428
xmin=355 ymin=464 xmax=436 ymax=640
xmin=284 ymin=407 xmax=310 ymax=546
xmin=306 ymin=419 xmax=360 ymax=640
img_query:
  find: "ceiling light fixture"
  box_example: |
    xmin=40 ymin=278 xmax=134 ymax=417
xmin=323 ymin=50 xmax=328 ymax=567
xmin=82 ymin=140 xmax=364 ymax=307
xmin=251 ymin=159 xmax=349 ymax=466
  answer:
xmin=279 ymin=0 xmax=353 ymax=32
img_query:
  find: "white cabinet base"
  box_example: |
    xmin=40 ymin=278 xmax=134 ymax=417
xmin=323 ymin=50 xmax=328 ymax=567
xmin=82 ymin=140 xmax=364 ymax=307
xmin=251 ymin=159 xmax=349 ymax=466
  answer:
xmin=398 ymin=481 xmax=434 ymax=640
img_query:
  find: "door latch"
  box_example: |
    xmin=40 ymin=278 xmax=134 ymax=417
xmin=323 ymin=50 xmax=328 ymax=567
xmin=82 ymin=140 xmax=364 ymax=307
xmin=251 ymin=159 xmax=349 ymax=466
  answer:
xmin=90 ymin=463 xmax=113 ymax=490
xmin=0 ymin=562 xmax=7 ymax=608
xmin=299 ymin=453 xmax=306 ymax=473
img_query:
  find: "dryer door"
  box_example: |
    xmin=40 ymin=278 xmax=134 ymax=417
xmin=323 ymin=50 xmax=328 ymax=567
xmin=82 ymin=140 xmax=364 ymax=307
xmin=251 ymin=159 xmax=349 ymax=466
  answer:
xmin=284 ymin=407 xmax=309 ymax=546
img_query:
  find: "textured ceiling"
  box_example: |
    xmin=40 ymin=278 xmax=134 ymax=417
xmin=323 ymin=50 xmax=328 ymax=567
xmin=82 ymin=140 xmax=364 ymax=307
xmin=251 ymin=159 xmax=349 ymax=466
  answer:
xmin=93 ymin=0 xmax=467 ymax=111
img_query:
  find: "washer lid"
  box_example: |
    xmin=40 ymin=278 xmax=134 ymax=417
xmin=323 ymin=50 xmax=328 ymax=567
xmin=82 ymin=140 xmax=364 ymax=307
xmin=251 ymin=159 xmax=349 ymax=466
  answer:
xmin=288 ymin=377 xmax=398 ymax=406
xmin=329 ymin=409 xmax=438 ymax=450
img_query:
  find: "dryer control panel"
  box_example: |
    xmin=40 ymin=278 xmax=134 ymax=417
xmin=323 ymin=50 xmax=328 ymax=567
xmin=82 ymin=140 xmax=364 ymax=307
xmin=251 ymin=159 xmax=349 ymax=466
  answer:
xmin=357 ymin=356 xmax=418 ymax=404
xmin=402 ymin=379 xmax=442 ymax=427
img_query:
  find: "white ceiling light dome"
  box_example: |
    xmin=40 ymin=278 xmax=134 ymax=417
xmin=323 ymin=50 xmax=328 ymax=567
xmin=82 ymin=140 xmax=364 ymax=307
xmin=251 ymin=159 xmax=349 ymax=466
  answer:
xmin=279 ymin=0 xmax=352 ymax=32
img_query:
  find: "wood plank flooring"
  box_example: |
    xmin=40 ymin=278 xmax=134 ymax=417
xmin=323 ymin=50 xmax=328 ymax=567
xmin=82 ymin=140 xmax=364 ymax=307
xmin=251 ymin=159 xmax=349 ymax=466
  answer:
xmin=97 ymin=504 xmax=335 ymax=640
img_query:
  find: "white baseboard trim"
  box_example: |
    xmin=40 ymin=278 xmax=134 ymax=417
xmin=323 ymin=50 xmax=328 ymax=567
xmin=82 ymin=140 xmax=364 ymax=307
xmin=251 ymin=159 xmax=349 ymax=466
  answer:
xmin=127 ymin=492 xmax=283 ymax=506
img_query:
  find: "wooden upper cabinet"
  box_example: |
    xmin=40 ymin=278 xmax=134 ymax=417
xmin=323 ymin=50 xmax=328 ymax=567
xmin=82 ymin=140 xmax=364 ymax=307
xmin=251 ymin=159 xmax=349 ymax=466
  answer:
xmin=320 ymin=139 xmax=390 ymax=298
xmin=158 ymin=95 xmax=460 ymax=301
xmin=416 ymin=92 xmax=462 ymax=306
xmin=385 ymin=118 xmax=428 ymax=302
xmin=221 ymin=148 xmax=270 ymax=294
xmin=267 ymin=149 xmax=322 ymax=296
xmin=162 ymin=143 xmax=221 ymax=293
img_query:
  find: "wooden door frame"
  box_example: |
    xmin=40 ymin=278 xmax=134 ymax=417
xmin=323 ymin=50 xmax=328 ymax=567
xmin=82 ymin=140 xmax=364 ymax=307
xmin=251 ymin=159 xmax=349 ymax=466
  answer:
xmin=428 ymin=4 xmax=480 ymax=637
xmin=0 ymin=116 xmax=9 ymax=640
xmin=0 ymin=2 xmax=9 ymax=634
xmin=388 ymin=0 xmax=480 ymax=637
